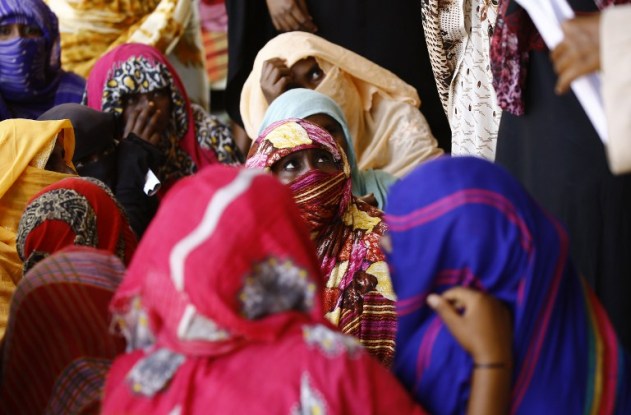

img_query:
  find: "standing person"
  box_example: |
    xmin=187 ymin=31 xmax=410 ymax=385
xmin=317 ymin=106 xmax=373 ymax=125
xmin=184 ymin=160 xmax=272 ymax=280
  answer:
xmin=421 ymin=0 xmax=503 ymax=160
xmin=550 ymin=6 xmax=631 ymax=174
xmin=247 ymin=118 xmax=397 ymax=366
xmin=386 ymin=157 xmax=631 ymax=414
xmin=241 ymin=32 xmax=443 ymax=178
xmin=0 ymin=0 xmax=84 ymax=120
xmin=225 ymin=0 xmax=451 ymax=153
xmin=45 ymin=0 xmax=210 ymax=109
xmin=84 ymin=43 xmax=243 ymax=192
xmin=0 ymin=119 xmax=75 ymax=335
xmin=490 ymin=0 xmax=631 ymax=349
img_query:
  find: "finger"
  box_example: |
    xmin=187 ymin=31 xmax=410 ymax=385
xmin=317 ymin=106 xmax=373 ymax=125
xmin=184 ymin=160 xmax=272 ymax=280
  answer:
xmin=297 ymin=0 xmax=317 ymax=31
xmin=441 ymin=286 xmax=482 ymax=307
xmin=289 ymin=5 xmax=316 ymax=32
xmin=427 ymin=293 xmax=467 ymax=339
xmin=143 ymin=109 xmax=162 ymax=145
xmin=134 ymin=104 xmax=153 ymax=136
xmin=123 ymin=106 xmax=140 ymax=138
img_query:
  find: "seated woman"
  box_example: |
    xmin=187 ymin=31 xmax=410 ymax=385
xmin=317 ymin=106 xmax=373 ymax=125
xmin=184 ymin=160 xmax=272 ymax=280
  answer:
xmin=0 ymin=118 xmax=75 ymax=335
xmin=259 ymin=88 xmax=396 ymax=209
xmin=83 ymin=43 xmax=243 ymax=191
xmin=100 ymin=165 xmax=510 ymax=414
xmin=385 ymin=156 xmax=631 ymax=414
xmin=39 ymin=103 xmax=164 ymax=238
xmin=240 ymin=32 xmax=443 ymax=177
xmin=0 ymin=177 xmax=137 ymax=414
xmin=246 ymin=118 xmax=396 ymax=366
xmin=0 ymin=0 xmax=84 ymax=120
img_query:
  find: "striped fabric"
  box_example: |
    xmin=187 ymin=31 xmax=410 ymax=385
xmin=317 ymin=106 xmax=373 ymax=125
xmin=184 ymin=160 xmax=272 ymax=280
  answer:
xmin=386 ymin=156 xmax=630 ymax=414
xmin=0 ymin=248 xmax=126 ymax=414
xmin=246 ymin=118 xmax=397 ymax=366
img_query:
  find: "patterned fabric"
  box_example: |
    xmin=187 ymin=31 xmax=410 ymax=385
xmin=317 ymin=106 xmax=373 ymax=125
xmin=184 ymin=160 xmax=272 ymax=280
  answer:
xmin=490 ymin=0 xmax=627 ymax=115
xmin=246 ymin=118 xmax=397 ymax=366
xmin=0 ymin=0 xmax=84 ymax=120
xmin=45 ymin=0 xmax=210 ymax=109
xmin=258 ymin=88 xmax=397 ymax=210
xmin=102 ymin=165 xmax=424 ymax=415
xmin=421 ymin=0 xmax=502 ymax=160
xmin=16 ymin=177 xmax=137 ymax=272
xmin=385 ymin=156 xmax=631 ymax=414
xmin=0 ymin=118 xmax=76 ymax=336
xmin=240 ymin=31 xmax=442 ymax=177
xmin=0 ymin=248 xmax=127 ymax=415
xmin=84 ymin=43 xmax=242 ymax=186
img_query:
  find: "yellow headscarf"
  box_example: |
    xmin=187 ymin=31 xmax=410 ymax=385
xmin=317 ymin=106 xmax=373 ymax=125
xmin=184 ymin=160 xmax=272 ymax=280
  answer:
xmin=0 ymin=119 xmax=76 ymax=336
xmin=240 ymin=32 xmax=443 ymax=177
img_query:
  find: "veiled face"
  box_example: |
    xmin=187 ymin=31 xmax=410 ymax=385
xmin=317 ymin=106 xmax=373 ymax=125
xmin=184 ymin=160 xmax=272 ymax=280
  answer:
xmin=0 ymin=23 xmax=42 ymax=40
xmin=288 ymin=57 xmax=324 ymax=90
xmin=271 ymin=148 xmax=341 ymax=184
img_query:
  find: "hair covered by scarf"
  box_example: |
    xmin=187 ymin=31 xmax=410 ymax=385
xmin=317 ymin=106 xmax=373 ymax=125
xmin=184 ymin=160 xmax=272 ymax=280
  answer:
xmin=83 ymin=43 xmax=233 ymax=186
xmin=386 ymin=157 xmax=631 ymax=414
xmin=17 ymin=177 xmax=137 ymax=272
xmin=0 ymin=0 xmax=85 ymax=120
xmin=102 ymin=165 xmax=426 ymax=415
xmin=246 ymin=118 xmax=397 ymax=366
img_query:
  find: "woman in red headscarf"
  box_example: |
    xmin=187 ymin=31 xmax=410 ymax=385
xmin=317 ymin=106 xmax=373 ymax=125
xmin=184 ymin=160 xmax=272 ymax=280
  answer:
xmin=101 ymin=165 xmax=425 ymax=414
xmin=246 ymin=118 xmax=397 ymax=366
xmin=84 ymin=43 xmax=243 ymax=190
xmin=0 ymin=177 xmax=137 ymax=414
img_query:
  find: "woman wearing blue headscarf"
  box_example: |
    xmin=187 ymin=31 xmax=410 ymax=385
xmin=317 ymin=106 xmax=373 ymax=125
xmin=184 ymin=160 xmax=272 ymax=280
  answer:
xmin=385 ymin=156 xmax=631 ymax=414
xmin=258 ymin=88 xmax=396 ymax=209
xmin=0 ymin=0 xmax=84 ymax=120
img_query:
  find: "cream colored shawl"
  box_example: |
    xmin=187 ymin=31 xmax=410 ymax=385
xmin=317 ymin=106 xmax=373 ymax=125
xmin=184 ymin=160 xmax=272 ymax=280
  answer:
xmin=240 ymin=32 xmax=443 ymax=177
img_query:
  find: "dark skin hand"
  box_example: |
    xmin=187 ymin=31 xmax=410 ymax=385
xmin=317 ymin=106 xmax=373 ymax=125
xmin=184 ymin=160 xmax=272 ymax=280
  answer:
xmin=265 ymin=0 xmax=317 ymax=33
xmin=260 ymin=57 xmax=325 ymax=104
xmin=122 ymin=89 xmax=172 ymax=147
xmin=551 ymin=13 xmax=601 ymax=94
xmin=428 ymin=287 xmax=513 ymax=415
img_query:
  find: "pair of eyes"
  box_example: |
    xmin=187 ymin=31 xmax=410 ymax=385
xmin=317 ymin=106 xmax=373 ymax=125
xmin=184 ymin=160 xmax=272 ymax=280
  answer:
xmin=274 ymin=149 xmax=339 ymax=173
xmin=124 ymin=88 xmax=170 ymax=105
xmin=0 ymin=24 xmax=42 ymax=39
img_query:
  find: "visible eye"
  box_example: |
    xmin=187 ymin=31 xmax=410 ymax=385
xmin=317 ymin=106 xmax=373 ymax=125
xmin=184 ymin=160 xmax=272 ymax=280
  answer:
xmin=314 ymin=150 xmax=336 ymax=167
xmin=280 ymin=157 xmax=299 ymax=172
xmin=22 ymin=25 xmax=42 ymax=38
xmin=153 ymin=88 xmax=169 ymax=98
xmin=0 ymin=25 xmax=11 ymax=36
xmin=308 ymin=67 xmax=324 ymax=85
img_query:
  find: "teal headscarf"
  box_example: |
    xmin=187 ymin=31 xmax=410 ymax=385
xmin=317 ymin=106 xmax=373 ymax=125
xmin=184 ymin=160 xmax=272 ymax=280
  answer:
xmin=258 ymin=88 xmax=396 ymax=209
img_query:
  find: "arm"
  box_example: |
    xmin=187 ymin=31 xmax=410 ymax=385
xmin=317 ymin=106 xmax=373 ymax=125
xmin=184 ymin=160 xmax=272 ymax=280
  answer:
xmin=550 ymin=13 xmax=601 ymax=94
xmin=265 ymin=0 xmax=317 ymax=32
xmin=428 ymin=287 xmax=513 ymax=415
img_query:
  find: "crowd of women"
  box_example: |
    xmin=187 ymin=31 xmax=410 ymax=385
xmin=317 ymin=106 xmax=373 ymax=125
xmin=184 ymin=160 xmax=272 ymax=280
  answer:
xmin=0 ymin=0 xmax=629 ymax=413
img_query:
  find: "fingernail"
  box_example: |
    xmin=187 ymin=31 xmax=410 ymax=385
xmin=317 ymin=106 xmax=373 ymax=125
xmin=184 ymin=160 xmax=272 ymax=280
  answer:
xmin=427 ymin=294 xmax=441 ymax=308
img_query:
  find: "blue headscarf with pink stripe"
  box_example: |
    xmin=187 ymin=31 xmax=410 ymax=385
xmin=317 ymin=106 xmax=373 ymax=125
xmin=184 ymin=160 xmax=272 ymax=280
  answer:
xmin=385 ymin=156 xmax=630 ymax=414
xmin=0 ymin=0 xmax=84 ymax=120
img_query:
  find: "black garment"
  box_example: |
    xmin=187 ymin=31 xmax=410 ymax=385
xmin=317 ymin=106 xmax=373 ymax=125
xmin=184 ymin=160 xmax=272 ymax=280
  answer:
xmin=496 ymin=51 xmax=631 ymax=350
xmin=115 ymin=134 xmax=164 ymax=238
xmin=225 ymin=0 xmax=452 ymax=152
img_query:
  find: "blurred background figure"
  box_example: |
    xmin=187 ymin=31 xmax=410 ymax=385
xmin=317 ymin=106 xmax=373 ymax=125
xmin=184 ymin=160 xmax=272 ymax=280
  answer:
xmin=45 ymin=0 xmax=211 ymax=109
xmin=0 ymin=0 xmax=84 ymax=120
